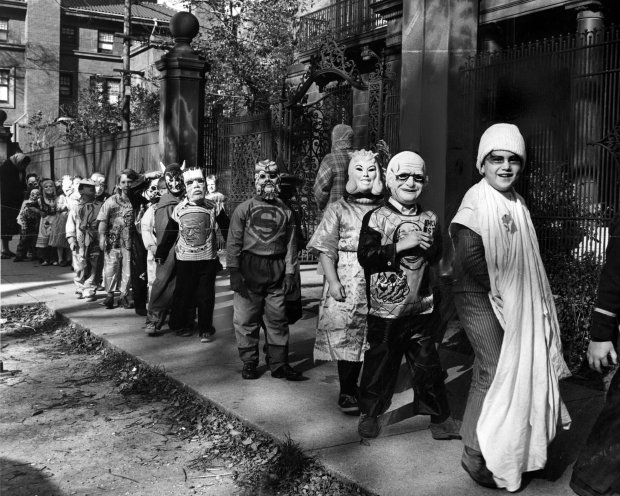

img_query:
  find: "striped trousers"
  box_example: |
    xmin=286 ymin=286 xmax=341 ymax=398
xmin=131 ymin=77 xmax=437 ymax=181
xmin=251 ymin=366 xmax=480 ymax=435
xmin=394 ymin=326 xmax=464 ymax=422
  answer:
xmin=453 ymin=291 xmax=504 ymax=451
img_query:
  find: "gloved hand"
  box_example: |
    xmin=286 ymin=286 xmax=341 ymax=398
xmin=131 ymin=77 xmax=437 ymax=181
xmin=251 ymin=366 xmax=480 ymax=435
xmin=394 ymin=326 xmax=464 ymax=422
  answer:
xmin=283 ymin=274 xmax=296 ymax=296
xmin=229 ymin=268 xmax=249 ymax=298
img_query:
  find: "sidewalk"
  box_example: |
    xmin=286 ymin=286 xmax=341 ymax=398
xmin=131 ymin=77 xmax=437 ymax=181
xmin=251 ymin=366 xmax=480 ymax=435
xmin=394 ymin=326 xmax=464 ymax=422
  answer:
xmin=0 ymin=253 xmax=605 ymax=496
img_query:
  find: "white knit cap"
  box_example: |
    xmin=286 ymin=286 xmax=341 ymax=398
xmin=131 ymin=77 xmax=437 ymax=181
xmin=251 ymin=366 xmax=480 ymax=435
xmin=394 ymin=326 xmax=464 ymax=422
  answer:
xmin=475 ymin=123 xmax=526 ymax=173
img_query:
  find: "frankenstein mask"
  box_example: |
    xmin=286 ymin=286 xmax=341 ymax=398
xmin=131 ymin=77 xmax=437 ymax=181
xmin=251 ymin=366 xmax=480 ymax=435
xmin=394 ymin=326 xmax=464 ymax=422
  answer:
xmin=182 ymin=167 xmax=206 ymax=203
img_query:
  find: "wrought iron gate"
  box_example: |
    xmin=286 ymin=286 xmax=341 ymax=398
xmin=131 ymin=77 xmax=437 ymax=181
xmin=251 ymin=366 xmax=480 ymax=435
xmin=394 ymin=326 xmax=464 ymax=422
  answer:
xmin=216 ymin=111 xmax=272 ymax=215
xmin=368 ymin=62 xmax=400 ymax=155
xmin=460 ymin=26 xmax=620 ymax=260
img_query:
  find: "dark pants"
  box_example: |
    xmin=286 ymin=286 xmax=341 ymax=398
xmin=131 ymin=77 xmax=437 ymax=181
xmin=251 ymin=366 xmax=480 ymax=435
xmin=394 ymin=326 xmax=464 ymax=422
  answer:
xmin=147 ymin=248 xmax=176 ymax=328
xmin=358 ymin=314 xmax=450 ymax=422
xmin=169 ymin=259 xmax=218 ymax=333
xmin=571 ymin=356 xmax=620 ymax=496
xmin=16 ymin=231 xmax=37 ymax=259
xmin=130 ymin=232 xmax=148 ymax=311
xmin=338 ymin=360 xmax=362 ymax=397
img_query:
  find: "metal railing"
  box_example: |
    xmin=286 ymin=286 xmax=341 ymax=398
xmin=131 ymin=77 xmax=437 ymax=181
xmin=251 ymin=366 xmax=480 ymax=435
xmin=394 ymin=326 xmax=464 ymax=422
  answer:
xmin=297 ymin=0 xmax=386 ymax=52
xmin=460 ymin=26 xmax=620 ymax=261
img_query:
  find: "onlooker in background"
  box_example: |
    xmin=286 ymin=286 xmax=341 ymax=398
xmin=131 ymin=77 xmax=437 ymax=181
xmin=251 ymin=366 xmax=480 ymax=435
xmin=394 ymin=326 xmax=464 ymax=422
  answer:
xmin=313 ymin=124 xmax=355 ymax=211
xmin=66 ymin=179 xmax=103 ymax=301
xmin=97 ymin=169 xmax=137 ymax=309
xmin=48 ymin=175 xmax=74 ymax=267
xmin=307 ymin=150 xmax=384 ymax=416
xmin=14 ymin=188 xmax=42 ymax=262
xmin=450 ymin=123 xmax=570 ymax=491
xmin=35 ymin=178 xmax=59 ymax=266
xmin=570 ymin=215 xmax=620 ymax=496
xmin=156 ymin=167 xmax=229 ymax=342
xmin=1 ymin=152 xmax=31 ymax=259
xmin=144 ymin=162 xmax=185 ymax=335
xmin=206 ymin=174 xmax=226 ymax=210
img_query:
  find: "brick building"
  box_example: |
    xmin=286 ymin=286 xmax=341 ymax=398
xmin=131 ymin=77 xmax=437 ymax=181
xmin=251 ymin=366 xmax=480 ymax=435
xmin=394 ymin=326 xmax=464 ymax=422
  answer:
xmin=0 ymin=0 xmax=176 ymax=145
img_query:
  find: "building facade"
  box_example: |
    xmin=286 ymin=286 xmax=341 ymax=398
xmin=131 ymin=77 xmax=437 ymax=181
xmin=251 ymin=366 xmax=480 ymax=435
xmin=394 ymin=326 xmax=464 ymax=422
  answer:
xmin=282 ymin=0 xmax=620 ymax=256
xmin=0 ymin=0 xmax=175 ymax=146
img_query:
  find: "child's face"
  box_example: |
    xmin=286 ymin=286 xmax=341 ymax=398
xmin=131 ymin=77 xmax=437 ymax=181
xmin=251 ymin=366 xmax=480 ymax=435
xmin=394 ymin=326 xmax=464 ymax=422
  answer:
xmin=43 ymin=182 xmax=55 ymax=196
xmin=29 ymin=189 xmax=40 ymax=201
xmin=387 ymin=162 xmax=426 ymax=206
xmin=481 ymin=150 xmax=522 ymax=192
xmin=207 ymin=179 xmax=216 ymax=194
xmin=118 ymin=174 xmax=133 ymax=193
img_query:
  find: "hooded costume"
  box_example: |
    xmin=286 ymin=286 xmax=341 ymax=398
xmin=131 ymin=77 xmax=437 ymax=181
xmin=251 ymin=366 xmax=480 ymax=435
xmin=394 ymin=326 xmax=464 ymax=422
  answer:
xmin=144 ymin=162 xmax=185 ymax=332
xmin=313 ymin=124 xmax=355 ymax=211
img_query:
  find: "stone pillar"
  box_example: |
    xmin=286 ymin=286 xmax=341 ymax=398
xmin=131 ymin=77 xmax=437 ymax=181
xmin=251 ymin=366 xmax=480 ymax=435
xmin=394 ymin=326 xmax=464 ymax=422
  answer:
xmin=156 ymin=12 xmax=208 ymax=168
xmin=0 ymin=110 xmax=13 ymax=163
xmin=399 ymin=0 xmax=478 ymax=225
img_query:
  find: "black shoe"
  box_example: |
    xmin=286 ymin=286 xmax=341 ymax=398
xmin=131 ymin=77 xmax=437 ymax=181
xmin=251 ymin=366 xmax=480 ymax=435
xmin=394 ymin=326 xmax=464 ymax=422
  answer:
xmin=135 ymin=307 xmax=147 ymax=317
xmin=461 ymin=446 xmax=497 ymax=488
xmin=338 ymin=394 xmax=360 ymax=416
xmin=358 ymin=414 xmax=381 ymax=438
xmin=242 ymin=362 xmax=259 ymax=380
xmin=103 ymin=295 xmax=115 ymax=309
xmin=120 ymin=297 xmax=134 ymax=309
xmin=271 ymin=364 xmax=306 ymax=381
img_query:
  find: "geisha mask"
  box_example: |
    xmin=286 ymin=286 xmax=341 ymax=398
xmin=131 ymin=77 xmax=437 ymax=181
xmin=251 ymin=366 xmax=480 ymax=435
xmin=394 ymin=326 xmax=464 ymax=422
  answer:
xmin=345 ymin=149 xmax=383 ymax=196
xmin=255 ymin=160 xmax=280 ymax=201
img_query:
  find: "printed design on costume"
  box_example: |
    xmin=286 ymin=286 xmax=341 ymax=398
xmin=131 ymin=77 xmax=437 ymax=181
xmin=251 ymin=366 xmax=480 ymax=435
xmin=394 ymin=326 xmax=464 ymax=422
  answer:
xmin=180 ymin=211 xmax=210 ymax=246
xmin=502 ymin=213 xmax=517 ymax=234
xmin=371 ymin=271 xmax=410 ymax=304
xmin=394 ymin=220 xmax=425 ymax=270
xmin=246 ymin=204 xmax=285 ymax=243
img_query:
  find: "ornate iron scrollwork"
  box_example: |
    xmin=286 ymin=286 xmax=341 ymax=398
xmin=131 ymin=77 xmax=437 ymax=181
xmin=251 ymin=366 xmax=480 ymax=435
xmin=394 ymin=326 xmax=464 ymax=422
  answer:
xmin=287 ymin=32 xmax=365 ymax=106
xmin=589 ymin=123 xmax=620 ymax=166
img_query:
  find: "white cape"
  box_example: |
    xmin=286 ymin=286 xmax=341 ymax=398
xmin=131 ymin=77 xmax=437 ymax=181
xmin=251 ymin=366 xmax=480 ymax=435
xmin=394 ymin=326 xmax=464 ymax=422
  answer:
xmin=451 ymin=179 xmax=571 ymax=491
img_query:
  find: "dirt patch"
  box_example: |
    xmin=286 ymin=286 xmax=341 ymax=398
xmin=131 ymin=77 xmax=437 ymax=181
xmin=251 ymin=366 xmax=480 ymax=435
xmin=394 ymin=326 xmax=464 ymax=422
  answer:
xmin=0 ymin=305 xmax=370 ymax=496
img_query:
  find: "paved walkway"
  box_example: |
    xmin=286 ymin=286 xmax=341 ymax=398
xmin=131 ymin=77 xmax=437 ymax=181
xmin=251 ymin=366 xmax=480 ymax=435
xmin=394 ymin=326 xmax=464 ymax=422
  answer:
xmin=0 ymin=251 xmax=604 ymax=496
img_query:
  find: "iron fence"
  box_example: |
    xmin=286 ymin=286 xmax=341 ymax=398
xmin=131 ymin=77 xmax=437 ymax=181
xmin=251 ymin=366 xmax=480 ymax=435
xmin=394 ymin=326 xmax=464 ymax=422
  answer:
xmin=460 ymin=25 xmax=620 ymax=261
xmin=297 ymin=0 xmax=386 ymax=52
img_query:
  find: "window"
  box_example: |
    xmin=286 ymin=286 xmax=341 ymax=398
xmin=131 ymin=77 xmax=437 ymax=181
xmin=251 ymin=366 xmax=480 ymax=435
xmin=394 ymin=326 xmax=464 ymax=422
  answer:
xmin=61 ymin=26 xmax=77 ymax=45
xmin=107 ymin=79 xmax=120 ymax=104
xmin=59 ymin=73 xmax=72 ymax=97
xmin=98 ymin=31 xmax=114 ymax=53
xmin=0 ymin=70 xmax=9 ymax=103
xmin=91 ymin=76 xmax=121 ymax=104
xmin=0 ymin=19 xmax=8 ymax=42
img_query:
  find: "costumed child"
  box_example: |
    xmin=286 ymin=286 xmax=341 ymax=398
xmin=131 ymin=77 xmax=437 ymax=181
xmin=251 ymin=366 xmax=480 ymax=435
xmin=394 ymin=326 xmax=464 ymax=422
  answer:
xmin=35 ymin=178 xmax=59 ymax=265
xmin=356 ymin=151 xmax=460 ymax=440
xmin=14 ymin=188 xmax=42 ymax=262
xmin=140 ymin=177 xmax=168 ymax=303
xmin=307 ymin=149 xmax=384 ymax=415
xmin=156 ymin=166 xmax=229 ymax=342
xmin=226 ymin=159 xmax=304 ymax=381
xmin=66 ymin=179 xmax=103 ymax=301
xmin=49 ymin=175 xmax=76 ymax=267
xmin=144 ymin=162 xmax=186 ymax=335
xmin=91 ymin=172 xmax=110 ymax=290
xmin=97 ymin=169 xmax=138 ymax=309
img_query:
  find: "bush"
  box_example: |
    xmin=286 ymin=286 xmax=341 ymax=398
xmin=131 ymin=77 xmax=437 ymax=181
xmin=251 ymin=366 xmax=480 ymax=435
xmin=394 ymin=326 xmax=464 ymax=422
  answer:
xmin=543 ymin=252 xmax=602 ymax=373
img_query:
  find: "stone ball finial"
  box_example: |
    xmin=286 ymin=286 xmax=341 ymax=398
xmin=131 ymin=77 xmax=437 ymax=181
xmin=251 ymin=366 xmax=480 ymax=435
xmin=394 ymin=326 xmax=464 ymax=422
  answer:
xmin=170 ymin=11 xmax=200 ymax=43
xmin=0 ymin=110 xmax=6 ymax=127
